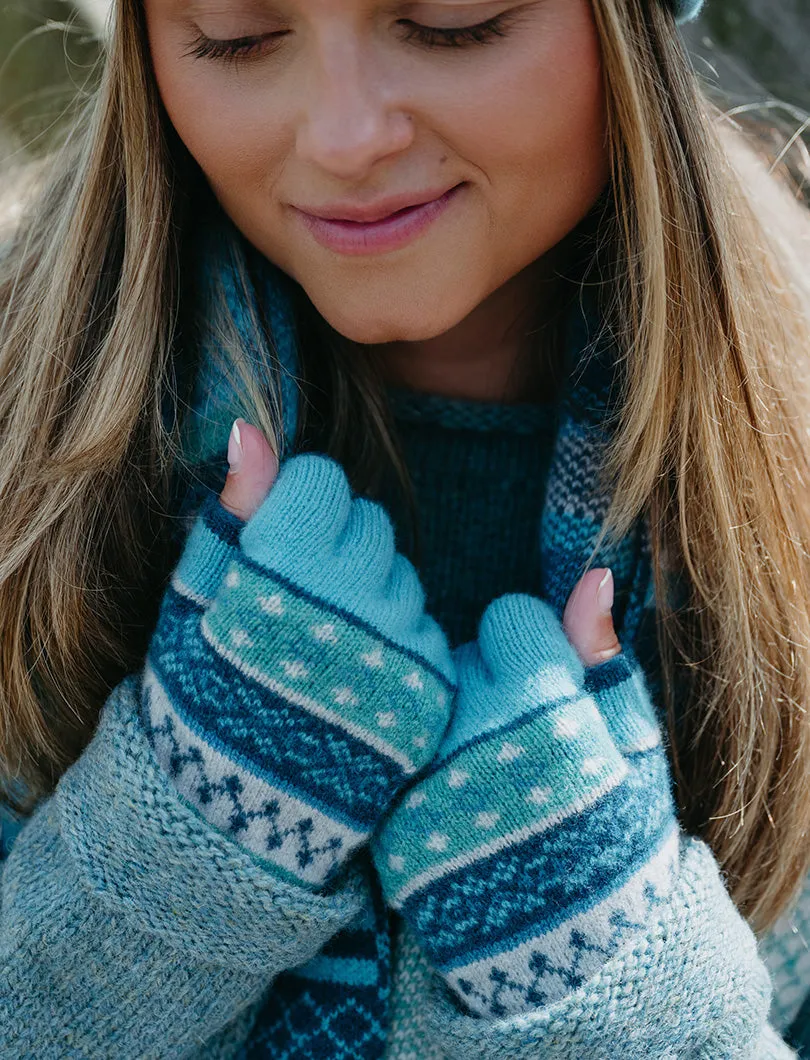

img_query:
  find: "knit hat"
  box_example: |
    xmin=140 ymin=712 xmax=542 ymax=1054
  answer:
xmin=673 ymin=0 xmax=704 ymax=22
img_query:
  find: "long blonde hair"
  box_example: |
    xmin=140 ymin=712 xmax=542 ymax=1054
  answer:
xmin=1 ymin=0 xmax=809 ymax=934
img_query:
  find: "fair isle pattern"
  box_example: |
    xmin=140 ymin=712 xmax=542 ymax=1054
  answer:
xmin=201 ymin=559 xmax=450 ymax=773
xmin=444 ymin=828 xmax=677 ymax=1017
xmin=372 ymin=596 xmax=680 ymax=1018
xmin=143 ymin=485 xmax=454 ymax=890
xmin=378 ymin=693 xmax=628 ymax=908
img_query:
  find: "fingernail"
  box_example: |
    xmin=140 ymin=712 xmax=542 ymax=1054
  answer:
xmin=596 ymin=568 xmax=614 ymax=615
xmin=227 ymin=419 xmax=243 ymax=473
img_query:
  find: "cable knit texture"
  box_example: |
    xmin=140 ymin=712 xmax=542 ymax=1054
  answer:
xmin=0 ymin=203 xmax=803 ymax=1059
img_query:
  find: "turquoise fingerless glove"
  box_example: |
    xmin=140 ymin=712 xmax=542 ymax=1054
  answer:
xmin=371 ymin=592 xmax=680 ymax=1018
xmin=143 ymin=453 xmax=456 ymax=891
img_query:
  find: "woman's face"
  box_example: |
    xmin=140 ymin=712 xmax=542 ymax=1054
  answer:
xmin=144 ymin=0 xmax=609 ymax=345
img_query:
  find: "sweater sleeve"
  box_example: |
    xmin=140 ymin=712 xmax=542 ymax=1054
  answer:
xmin=0 ymin=671 xmax=371 ymax=1059
xmin=0 ymin=454 xmax=455 ymax=1059
xmin=404 ymin=835 xmax=796 ymax=1059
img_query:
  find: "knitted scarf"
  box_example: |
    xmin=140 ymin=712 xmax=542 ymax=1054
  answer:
xmin=171 ymin=207 xmax=656 ymax=1059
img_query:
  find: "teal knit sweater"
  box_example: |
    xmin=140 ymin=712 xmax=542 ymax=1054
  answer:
xmin=0 ymin=373 xmax=804 ymax=1057
xmin=377 ymin=384 xmax=558 ymax=649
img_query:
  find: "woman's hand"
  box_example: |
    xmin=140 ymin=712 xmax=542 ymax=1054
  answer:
xmin=370 ymin=579 xmax=679 ymax=1020
xmin=144 ymin=419 xmax=456 ymax=891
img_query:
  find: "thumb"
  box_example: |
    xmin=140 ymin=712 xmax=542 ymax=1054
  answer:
xmin=218 ymin=418 xmax=280 ymax=523
xmin=562 ymin=567 xmax=622 ymax=667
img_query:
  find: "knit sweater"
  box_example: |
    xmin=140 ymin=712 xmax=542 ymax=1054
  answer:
xmin=0 ymin=207 xmax=807 ymax=1056
xmin=0 ymin=381 xmax=804 ymax=1058
xmin=376 ymin=384 xmax=558 ymax=649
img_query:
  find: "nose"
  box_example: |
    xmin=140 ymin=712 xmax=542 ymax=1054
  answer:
xmin=295 ymin=31 xmax=415 ymax=180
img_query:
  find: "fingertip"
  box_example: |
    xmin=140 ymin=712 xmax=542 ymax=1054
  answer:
xmin=237 ymin=420 xmax=279 ymax=468
xmin=220 ymin=420 xmax=280 ymax=522
xmin=562 ymin=567 xmax=622 ymax=668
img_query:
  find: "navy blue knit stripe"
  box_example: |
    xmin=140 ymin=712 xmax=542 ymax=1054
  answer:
xmin=149 ymin=594 xmax=409 ymax=830
xmin=198 ymin=488 xmax=244 ymax=548
xmin=584 ymin=650 xmax=638 ymax=697
xmin=399 ymin=748 xmax=674 ymax=970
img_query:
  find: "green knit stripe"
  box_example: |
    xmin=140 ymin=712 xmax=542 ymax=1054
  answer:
xmin=372 ymin=695 xmax=627 ymax=905
xmin=204 ymin=561 xmax=451 ymax=770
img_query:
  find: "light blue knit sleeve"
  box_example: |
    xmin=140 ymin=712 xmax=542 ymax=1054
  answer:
xmin=0 ymin=673 xmax=369 ymax=1058
xmin=372 ymin=592 xmax=797 ymax=1057
xmin=0 ymin=451 xmax=456 ymax=1058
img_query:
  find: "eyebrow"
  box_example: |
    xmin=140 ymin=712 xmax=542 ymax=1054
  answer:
xmin=173 ymin=0 xmax=286 ymax=15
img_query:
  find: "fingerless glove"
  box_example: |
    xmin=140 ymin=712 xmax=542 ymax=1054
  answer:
xmin=143 ymin=453 xmax=456 ymax=891
xmin=372 ymin=592 xmax=679 ymax=1017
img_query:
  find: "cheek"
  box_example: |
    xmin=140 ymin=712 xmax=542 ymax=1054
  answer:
xmin=148 ymin=39 xmax=288 ymax=201
xmin=445 ymin=5 xmax=609 ymax=269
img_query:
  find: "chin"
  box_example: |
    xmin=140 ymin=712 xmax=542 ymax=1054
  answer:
xmin=307 ymin=287 xmax=471 ymax=346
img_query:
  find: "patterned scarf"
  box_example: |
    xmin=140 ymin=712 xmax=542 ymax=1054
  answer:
xmin=170 ymin=206 xmax=656 ymax=1059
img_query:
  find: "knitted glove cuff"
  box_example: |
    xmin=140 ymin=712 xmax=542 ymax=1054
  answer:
xmin=421 ymin=835 xmax=772 ymax=1060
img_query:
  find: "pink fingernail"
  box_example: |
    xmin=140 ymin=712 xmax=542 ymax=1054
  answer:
xmin=227 ymin=419 xmax=243 ymax=473
xmin=596 ymin=569 xmax=614 ymax=615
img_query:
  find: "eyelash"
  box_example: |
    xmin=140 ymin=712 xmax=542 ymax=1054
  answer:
xmin=183 ymin=10 xmax=516 ymax=66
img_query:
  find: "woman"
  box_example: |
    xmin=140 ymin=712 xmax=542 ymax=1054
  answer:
xmin=1 ymin=0 xmax=810 ymax=1054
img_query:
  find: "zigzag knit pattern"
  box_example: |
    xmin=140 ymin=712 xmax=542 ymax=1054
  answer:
xmin=372 ymin=594 xmax=679 ymax=1018
xmin=143 ymin=452 xmax=455 ymax=893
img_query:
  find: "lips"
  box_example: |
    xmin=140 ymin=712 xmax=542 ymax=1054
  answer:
xmin=300 ymin=184 xmax=464 ymax=224
xmin=294 ymin=184 xmax=466 ymax=256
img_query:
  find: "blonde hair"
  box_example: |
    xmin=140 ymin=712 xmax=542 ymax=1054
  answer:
xmin=1 ymin=0 xmax=809 ymax=934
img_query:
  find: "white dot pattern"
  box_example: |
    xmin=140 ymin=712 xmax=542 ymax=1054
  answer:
xmin=258 ymin=594 xmax=284 ymax=615
xmin=497 ymin=742 xmax=525 ymax=763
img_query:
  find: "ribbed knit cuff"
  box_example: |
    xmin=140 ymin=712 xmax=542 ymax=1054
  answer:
xmin=420 ymin=836 xmax=773 ymax=1059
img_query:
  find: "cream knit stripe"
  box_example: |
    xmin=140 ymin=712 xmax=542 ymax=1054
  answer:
xmin=441 ymin=824 xmax=680 ymax=1016
xmin=142 ymin=664 xmax=368 ymax=888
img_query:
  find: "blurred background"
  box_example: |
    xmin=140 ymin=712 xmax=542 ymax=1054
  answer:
xmin=0 ymin=0 xmax=807 ymax=162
